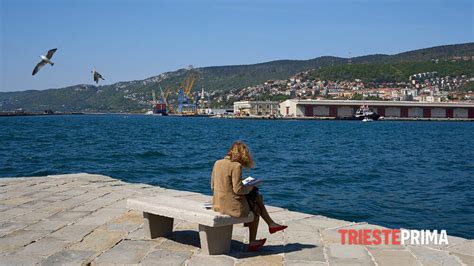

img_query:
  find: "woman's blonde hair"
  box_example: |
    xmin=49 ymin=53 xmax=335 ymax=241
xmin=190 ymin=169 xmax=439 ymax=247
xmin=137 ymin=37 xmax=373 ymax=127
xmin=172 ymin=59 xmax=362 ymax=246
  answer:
xmin=227 ymin=141 xmax=255 ymax=168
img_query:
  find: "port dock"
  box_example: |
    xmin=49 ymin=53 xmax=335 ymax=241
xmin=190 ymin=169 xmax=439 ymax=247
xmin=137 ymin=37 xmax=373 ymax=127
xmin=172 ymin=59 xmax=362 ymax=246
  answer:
xmin=0 ymin=173 xmax=472 ymax=265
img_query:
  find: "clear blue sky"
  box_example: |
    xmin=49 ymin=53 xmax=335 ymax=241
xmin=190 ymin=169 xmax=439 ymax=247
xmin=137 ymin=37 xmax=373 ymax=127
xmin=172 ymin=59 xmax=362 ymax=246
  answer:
xmin=0 ymin=0 xmax=472 ymax=92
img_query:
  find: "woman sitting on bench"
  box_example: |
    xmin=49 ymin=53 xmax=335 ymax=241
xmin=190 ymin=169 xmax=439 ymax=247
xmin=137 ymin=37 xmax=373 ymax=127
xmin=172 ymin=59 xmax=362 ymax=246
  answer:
xmin=211 ymin=141 xmax=287 ymax=251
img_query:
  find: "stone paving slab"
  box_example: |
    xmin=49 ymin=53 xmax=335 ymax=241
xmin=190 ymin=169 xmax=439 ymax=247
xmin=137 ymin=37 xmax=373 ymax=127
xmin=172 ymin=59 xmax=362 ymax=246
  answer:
xmin=0 ymin=221 xmax=28 ymax=237
xmin=0 ymin=254 xmax=44 ymax=265
xmin=0 ymin=173 xmax=471 ymax=266
xmin=327 ymin=244 xmax=374 ymax=265
xmin=91 ymin=240 xmax=157 ymax=265
xmin=48 ymin=210 xmax=92 ymax=222
xmin=97 ymin=211 xmax=143 ymax=234
xmin=24 ymin=219 xmax=70 ymax=232
xmin=284 ymin=244 xmax=325 ymax=263
xmin=141 ymin=248 xmax=192 ymax=265
xmin=0 ymin=229 xmax=51 ymax=254
xmin=367 ymin=249 xmax=418 ymax=266
xmin=49 ymin=224 xmax=98 ymax=242
xmin=0 ymin=207 xmax=34 ymax=222
xmin=284 ymin=261 xmax=327 ymax=266
xmin=236 ymin=255 xmax=283 ymax=265
xmin=407 ymin=245 xmax=463 ymax=266
xmin=40 ymin=249 xmax=96 ymax=265
xmin=444 ymin=241 xmax=474 ymax=265
xmin=12 ymin=236 xmax=70 ymax=257
xmin=187 ymin=255 xmax=235 ymax=266
xmin=74 ymin=208 xmax=124 ymax=226
xmin=68 ymin=229 xmax=126 ymax=254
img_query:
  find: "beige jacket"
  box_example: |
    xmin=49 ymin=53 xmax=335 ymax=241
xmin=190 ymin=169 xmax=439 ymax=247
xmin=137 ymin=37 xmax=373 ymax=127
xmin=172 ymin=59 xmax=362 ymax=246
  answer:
xmin=211 ymin=156 xmax=252 ymax=217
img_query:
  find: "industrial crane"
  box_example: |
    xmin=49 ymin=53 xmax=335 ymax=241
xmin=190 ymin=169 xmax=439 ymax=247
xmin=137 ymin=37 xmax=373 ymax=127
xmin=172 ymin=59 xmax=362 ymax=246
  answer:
xmin=177 ymin=65 xmax=199 ymax=114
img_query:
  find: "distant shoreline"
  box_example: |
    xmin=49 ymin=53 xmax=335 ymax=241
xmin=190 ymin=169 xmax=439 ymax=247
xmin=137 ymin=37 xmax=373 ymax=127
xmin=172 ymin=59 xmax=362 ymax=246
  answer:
xmin=0 ymin=112 xmax=85 ymax=117
xmin=1 ymin=112 xmax=474 ymax=121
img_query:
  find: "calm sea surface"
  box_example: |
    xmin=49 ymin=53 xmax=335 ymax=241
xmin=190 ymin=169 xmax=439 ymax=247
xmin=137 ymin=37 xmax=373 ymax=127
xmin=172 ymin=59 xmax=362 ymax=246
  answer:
xmin=1 ymin=115 xmax=473 ymax=238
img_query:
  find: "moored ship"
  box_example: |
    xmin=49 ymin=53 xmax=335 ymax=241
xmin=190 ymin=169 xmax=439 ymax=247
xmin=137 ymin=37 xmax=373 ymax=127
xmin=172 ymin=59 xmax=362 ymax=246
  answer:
xmin=153 ymin=102 xmax=168 ymax=116
xmin=355 ymin=105 xmax=380 ymax=120
xmin=146 ymin=89 xmax=168 ymax=116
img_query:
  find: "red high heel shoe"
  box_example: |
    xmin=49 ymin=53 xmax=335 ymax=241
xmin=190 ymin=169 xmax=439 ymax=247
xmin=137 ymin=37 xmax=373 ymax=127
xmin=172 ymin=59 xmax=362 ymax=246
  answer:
xmin=248 ymin=238 xmax=267 ymax=252
xmin=269 ymin=225 xmax=287 ymax=234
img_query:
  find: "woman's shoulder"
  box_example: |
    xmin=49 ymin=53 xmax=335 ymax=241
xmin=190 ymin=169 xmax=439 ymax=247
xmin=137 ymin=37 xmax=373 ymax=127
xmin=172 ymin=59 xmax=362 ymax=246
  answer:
xmin=215 ymin=156 xmax=241 ymax=168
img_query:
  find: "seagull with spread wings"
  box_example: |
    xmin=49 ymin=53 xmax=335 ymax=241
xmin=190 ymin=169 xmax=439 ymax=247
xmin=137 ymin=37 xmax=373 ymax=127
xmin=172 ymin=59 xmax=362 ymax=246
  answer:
xmin=91 ymin=70 xmax=105 ymax=84
xmin=32 ymin=48 xmax=57 ymax=75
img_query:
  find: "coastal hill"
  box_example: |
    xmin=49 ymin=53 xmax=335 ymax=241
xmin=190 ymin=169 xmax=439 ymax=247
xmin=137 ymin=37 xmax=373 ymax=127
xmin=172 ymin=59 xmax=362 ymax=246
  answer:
xmin=311 ymin=60 xmax=474 ymax=84
xmin=1 ymin=43 xmax=473 ymax=112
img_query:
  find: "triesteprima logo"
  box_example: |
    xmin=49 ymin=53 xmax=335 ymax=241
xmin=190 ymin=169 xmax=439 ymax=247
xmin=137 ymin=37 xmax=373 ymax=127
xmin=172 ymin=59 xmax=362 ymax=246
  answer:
xmin=338 ymin=229 xmax=449 ymax=245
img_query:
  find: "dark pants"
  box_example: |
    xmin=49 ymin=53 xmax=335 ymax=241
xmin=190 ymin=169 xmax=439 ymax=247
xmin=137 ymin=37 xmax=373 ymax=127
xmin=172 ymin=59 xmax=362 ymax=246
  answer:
xmin=245 ymin=187 xmax=265 ymax=226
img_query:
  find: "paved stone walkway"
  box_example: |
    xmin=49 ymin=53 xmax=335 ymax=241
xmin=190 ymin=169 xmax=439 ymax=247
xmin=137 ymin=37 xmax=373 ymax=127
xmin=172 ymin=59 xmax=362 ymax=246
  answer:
xmin=0 ymin=173 xmax=472 ymax=265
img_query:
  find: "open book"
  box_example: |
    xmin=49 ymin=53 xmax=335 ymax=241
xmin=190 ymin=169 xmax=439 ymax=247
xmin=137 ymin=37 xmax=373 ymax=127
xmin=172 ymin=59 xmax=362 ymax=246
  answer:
xmin=242 ymin=176 xmax=263 ymax=187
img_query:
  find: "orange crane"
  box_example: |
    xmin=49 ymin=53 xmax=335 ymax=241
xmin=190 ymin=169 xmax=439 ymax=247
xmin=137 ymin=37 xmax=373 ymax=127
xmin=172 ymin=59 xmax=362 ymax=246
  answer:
xmin=180 ymin=66 xmax=198 ymax=99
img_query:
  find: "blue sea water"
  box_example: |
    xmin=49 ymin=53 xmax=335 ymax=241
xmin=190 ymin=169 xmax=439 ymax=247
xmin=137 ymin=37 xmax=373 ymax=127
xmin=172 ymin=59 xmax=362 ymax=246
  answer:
xmin=1 ymin=115 xmax=473 ymax=238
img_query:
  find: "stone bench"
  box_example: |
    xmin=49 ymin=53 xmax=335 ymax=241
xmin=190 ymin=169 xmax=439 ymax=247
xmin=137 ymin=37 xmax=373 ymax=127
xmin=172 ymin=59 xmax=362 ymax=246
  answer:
xmin=127 ymin=195 xmax=254 ymax=255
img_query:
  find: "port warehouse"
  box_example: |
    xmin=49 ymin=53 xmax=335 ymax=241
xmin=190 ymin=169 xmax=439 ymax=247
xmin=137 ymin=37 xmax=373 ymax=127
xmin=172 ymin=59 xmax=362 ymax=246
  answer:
xmin=279 ymin=100 xmax=474 ymax=119
xmin=234 ymin=100 xmax=474 ymax=119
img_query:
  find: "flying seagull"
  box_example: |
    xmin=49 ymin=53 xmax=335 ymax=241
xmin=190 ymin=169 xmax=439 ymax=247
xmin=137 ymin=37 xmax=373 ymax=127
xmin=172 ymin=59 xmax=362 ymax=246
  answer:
xmin=91 ymin=70 xmax=105 ymax=84
xmin=32 ymin=48 xmax=57 ymax=75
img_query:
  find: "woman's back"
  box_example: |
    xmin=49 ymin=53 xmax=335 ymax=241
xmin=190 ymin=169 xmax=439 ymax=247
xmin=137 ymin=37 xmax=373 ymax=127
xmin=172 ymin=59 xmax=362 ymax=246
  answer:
xmin=210 ymin=141 xmax=287 ymax=251
xmin=211 ymin=156 xmax=251 ymax=217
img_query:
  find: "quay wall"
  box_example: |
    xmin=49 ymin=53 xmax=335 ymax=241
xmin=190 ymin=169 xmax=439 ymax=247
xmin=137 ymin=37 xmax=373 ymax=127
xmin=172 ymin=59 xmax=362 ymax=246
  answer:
xmin=279 ymin=100 xmax=474 ymax=119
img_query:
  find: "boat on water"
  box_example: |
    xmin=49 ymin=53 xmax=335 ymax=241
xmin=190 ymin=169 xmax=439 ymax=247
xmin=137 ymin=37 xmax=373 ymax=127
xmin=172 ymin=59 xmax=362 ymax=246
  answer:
xmin=144 ymin=104 xmax=168 ymax=116
xmin=145 ymin=89 xmax=168 ymax=116
xmin=362 ymin=117 xmax=374 ymax=122
xmin=152 ymin=102 xmax=168 ymax=116
xmin=355 ymin=105 xmax=380 ymax=120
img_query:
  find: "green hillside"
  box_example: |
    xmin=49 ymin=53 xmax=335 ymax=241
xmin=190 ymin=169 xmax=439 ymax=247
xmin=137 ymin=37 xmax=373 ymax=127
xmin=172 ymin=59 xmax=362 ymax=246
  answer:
xmin=310 ymin=61 xmax=474 ymax=83
xmin=125 ymin=56 xmax=348 ymax=95
xmin=0 ymin=85 xmax=143 ymax=113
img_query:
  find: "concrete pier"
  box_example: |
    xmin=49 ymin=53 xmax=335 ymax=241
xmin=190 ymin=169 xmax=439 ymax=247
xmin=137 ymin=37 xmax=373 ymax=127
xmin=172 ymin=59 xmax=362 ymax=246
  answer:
xmin=0 ymin=173 xmax=472 ymax=265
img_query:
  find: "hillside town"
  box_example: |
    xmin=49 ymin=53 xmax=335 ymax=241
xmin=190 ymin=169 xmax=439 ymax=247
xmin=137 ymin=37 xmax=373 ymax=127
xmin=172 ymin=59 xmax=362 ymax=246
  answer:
xmin=205 ymin=68 xmax=474 ymax=109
